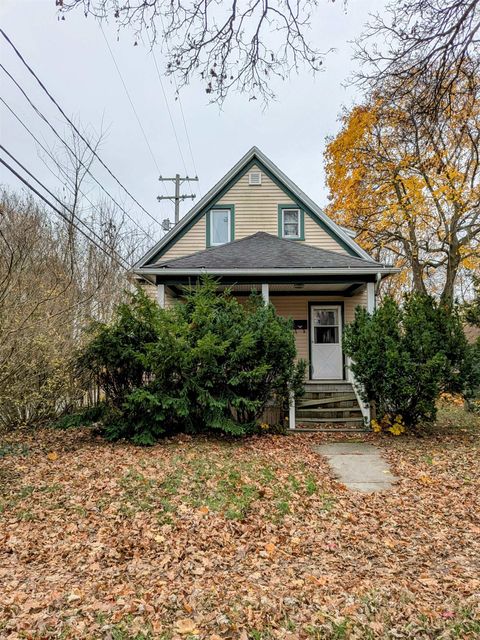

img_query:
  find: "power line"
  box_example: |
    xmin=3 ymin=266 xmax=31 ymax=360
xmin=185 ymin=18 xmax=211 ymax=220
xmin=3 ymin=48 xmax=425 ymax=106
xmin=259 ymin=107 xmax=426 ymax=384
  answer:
xmin=100 ymin=24 xmax=162 ymax=176
xmin=176 ymin=93 xmax=201 ymax=195
xmin=0 ymin=28 xmax=159 ymax=228
xmin=150 ymin=47 xmax=190 ymax=178
xmin=0 ymin=155 xmax=128 ymax=270
xmin=0 ymin=143 xmax=130 ymax=270
xmin=99 ymin=25 xmax=170 ymax=229
xmin=0 ymin=64 xmax=155 ymax=241
xmin=0 ymin=96 xmax=142 ymax=245
xmin=148 ymin=16 xmax=202 ymax=197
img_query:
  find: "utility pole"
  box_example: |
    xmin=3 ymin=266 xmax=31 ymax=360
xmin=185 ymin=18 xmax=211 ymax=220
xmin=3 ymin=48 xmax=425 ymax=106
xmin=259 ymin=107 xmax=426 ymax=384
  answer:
xmin=157 ymin=174 xmax=198 ymax=227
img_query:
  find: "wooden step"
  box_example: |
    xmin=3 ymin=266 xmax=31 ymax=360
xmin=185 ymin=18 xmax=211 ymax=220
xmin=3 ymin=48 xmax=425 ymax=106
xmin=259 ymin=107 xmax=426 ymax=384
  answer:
xmin=296 ymin=410 xmax=362 ymax=421
xmin=296 ymin=417 xmax=365 ymax=424
xmin=304 ymin=383 xmax=353 ymax=393
xmin=290 ymin=427 xmax=369 ymax=433
xmin=299 ymin=394 xmax=358 ymax=407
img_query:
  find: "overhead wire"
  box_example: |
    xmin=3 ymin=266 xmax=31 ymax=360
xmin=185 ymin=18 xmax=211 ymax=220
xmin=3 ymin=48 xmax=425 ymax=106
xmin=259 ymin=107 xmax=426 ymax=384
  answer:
xmin=99 ymin=24 xmax=163 ymax=177
xmin=0 ymin=96 xmax=142 ymax=246
xmin=0 ymin=143 xmax=130 ymax=269
xmin=0 ymin=63 xmax=156 ymax=241
xmin=0 ymin=154 xmax=128 ymax=270
xmin=151 ymin=14 xmax=202 ymax=196
xmin=0 ymin=28 xmax=160 ymax=228
xmin=150 ymin=48 xmax=189 ymax=178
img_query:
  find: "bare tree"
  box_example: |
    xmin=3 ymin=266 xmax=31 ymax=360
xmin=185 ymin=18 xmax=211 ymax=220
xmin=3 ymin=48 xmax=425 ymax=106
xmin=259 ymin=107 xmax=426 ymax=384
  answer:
xmin=56 ymin=0 xmax=333 ymax=104
xmin=356 ymin=0 xmax=480 ymax=116
xmin=0 ymin=121 xmax=149 ymax=428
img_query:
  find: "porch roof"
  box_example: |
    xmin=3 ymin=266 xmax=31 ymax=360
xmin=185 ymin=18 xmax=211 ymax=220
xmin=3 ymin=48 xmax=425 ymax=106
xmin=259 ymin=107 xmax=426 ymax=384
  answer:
xmin=149 ymin=232 xmax=390 ymax=272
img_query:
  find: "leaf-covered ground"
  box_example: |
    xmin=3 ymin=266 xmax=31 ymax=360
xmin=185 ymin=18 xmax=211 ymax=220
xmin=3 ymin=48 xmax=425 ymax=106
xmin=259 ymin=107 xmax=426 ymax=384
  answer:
xmin=1 ymin=409 xmax=479 ymax=639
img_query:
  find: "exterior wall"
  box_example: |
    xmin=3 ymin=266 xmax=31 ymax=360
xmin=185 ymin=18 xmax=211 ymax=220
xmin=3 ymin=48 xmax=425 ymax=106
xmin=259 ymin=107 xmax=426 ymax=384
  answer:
xmin=160 ymin=217 xmax=207 ymax=261
xmin=270 ymin=289 xmax=368 ymax=367
xmin=142 ymin=283 xmax=176 ymax=309
xmin=159 ymin=164 xmax=348 ymax=261
xmin=143 ymin=283 xmax=157 ymax=302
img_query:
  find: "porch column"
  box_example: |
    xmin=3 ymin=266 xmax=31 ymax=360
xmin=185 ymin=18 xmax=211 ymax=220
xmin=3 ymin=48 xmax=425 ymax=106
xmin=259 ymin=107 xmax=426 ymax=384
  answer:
xmin=366 ymin=282 xmax=375 ymax=314
xmin=261 ymin=283 xmax=269 ymax=304
xmin=288 ymin=389 xmax=296 ymax=430
xmin=156 ymin=283 xmax=165 ymax=308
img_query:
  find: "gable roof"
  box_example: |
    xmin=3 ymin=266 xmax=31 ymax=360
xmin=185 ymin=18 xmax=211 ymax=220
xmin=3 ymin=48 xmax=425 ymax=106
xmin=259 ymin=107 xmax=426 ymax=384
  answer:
xmin=155 ymin=232 xmax=385 ymax=272
xmin=134 ymin=146 xmax=374 ymax=272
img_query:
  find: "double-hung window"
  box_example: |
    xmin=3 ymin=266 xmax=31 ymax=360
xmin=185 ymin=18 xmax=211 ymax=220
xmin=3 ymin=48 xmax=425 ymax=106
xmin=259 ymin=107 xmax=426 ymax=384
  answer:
xmin=208 ymin=207 xmax=234 ymax=246
xmin=279 ymin=207 xmax=303 ymax=240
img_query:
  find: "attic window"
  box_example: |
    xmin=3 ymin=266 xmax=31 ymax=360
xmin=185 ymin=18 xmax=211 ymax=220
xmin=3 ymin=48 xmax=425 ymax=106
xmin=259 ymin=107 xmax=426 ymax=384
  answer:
xmin=207 ymin=206 xmax=235 ymax=247
xmin=278 ymin=205 xmax=304 ymax=240
xmin=249 ymin=171 xmax=262 ymax=186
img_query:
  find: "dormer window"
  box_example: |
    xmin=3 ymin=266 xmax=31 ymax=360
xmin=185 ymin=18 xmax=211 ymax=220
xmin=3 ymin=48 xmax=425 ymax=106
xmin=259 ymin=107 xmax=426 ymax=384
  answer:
xmin=207 ymin=206 xmax=235 ymax=247
xmin=278 ymin=205 xmax=304 ymax=240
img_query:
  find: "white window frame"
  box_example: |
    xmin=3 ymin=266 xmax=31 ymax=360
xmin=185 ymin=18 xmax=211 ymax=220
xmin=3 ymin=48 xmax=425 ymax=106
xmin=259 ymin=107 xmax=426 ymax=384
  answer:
xmin=281 ymin=208 xmax=301 ymax=239
xmin=209 ymin=208 xmax=232 ymax=246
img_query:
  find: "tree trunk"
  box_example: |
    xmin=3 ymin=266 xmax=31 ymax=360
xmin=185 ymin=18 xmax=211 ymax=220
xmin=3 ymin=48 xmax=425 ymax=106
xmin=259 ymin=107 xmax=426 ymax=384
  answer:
xmin=441 ymin=249 xmax=460 ymax=309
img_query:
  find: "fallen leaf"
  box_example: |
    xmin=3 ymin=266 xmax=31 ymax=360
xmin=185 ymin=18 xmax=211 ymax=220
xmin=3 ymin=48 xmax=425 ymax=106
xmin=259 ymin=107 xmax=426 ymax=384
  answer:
xmin=174 ymin=618 xmax=198 ymax=635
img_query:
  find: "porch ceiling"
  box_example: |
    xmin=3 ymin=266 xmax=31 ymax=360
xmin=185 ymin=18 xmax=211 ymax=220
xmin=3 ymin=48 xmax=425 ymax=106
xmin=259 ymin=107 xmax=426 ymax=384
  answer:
xmin=164 ymin=281 xmax=367 ymax=298
xmin=219 ymin=283 xmax=364 ymax=293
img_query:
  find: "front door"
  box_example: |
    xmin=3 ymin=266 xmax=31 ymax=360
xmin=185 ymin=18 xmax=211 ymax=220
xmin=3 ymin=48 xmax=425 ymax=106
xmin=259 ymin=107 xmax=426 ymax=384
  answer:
xmin=310 ymin=305 xmax=343 ymax=380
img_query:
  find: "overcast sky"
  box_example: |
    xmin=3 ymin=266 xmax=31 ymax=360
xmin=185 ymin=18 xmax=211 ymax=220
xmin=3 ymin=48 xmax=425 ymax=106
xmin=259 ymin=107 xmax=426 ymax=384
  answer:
xmin=0 ymin=0 xmax=387 ymax=238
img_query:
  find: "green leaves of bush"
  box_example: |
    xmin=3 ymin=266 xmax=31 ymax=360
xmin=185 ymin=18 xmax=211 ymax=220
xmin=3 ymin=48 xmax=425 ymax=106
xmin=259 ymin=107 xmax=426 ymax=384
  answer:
xmin=78 ymin=279 xmax=305 ymax=443
xmin=344 ymin=293 xmax=475 ymax=429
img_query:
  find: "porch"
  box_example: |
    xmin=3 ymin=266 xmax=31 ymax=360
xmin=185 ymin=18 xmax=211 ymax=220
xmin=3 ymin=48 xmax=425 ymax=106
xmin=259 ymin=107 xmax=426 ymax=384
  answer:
xmin=153 ymin=279 xmax=375 ymax=430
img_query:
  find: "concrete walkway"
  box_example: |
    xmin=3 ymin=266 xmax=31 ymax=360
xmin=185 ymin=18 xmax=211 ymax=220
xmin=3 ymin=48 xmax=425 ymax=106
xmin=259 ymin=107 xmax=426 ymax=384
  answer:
xmin=314 ymin=442 xmax=397 ymax=493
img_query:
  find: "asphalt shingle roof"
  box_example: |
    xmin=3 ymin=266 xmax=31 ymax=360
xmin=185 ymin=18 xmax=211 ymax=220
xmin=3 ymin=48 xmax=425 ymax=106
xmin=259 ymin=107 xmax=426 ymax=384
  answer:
xmin=155 ymin=232 xmax=384 ymax=270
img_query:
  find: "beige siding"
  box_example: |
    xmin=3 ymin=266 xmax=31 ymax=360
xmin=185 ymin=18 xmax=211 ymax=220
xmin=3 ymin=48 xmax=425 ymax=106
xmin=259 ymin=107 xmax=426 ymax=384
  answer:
xmin=303 ymin=215 xmax=348 ymax=254
xmin=141 ymin=283 xmax=177 ymax=309
xmin=160 ymin=216 xmax=206 ymax=261
xmin=157 ymin=164 xmax=347 ymax=261
xmin=270 ymin=289 xmax=368 ymax=363
xmin=217 ymin=164 xmax=293 ymax=238
xmin=143 ymin=283 xmax=157 ymax=302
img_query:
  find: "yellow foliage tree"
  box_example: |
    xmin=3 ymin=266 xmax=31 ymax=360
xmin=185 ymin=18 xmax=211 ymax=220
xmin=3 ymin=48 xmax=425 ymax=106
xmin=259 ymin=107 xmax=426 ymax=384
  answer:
xmin=325 ymin=81 xmax=480 ymax=304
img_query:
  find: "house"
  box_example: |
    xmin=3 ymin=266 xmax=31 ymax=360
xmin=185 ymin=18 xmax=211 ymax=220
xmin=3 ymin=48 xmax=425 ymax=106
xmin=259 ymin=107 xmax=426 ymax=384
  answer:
xmin=133 ymin=147 xmax=398 ymax=429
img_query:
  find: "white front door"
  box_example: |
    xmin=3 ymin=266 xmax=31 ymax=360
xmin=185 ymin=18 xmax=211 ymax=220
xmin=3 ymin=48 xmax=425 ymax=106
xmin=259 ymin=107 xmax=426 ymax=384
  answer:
xmin=310 ymin=305 xmax=343 ymax=380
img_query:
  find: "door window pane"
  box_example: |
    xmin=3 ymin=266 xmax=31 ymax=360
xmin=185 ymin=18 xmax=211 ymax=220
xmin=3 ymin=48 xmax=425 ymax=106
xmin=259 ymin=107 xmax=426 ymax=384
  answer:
xmin=314 ymin=326 xmax=339 ymax=344
xmin=314 ymin=309 xmax=338 ymax=326
xmin=312 ymin=308 xmax=340 ymax=343
xmin=210 ymin=209 xmax=230 ymax=245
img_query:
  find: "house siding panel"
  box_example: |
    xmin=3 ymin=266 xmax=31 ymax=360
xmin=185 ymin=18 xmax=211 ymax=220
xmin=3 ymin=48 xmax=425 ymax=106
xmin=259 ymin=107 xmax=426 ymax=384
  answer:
xmin=160 ymin=216 xmax=207 ymax=261
xmin=269 ymin=289 xmax=368 ymax=363
xmin=142 ymin=283 xmax=176 ymax=309
xmin=158 ymin=164 xmax=347 ymax=261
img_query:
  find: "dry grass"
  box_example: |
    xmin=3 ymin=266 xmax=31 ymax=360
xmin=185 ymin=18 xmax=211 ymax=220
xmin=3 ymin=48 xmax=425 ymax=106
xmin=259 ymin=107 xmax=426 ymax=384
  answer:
xmin=0 ymin=410 xmax=479 ymax=639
